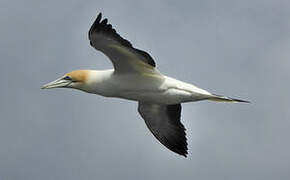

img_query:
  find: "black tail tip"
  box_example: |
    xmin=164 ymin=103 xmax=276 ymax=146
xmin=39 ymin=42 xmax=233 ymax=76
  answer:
xmin=211 ymin=94 xmax=251 ymax=103
xmin=231 ymin=98 xmax=251 ymax=103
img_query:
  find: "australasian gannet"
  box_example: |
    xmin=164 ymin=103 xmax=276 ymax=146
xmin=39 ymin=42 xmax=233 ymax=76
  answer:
xmin=42 ymin=12 xmax=249 ymax=157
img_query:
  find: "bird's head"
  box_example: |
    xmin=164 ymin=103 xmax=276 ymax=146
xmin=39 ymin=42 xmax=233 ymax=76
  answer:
xmin=41 ymin=70 xmax=89 ymax=90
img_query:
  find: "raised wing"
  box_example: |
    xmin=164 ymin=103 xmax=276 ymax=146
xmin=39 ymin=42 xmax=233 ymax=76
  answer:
xmin=89 ymin=13 xmax=156 ymax=73
xmin=138 ymin=102 xmax=188 ymax=157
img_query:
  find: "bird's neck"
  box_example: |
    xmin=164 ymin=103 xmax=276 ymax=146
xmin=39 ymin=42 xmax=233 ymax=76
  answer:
xmin=79 ymin=69 xmax=115 ymax=96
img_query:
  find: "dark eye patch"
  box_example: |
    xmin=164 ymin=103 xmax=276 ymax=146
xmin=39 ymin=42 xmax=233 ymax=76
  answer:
xmin=63 ymin=76 xmax=72 ymax=80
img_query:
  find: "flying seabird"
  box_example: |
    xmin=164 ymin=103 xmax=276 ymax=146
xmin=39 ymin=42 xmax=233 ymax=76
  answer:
xmin=42 ymin=12 xmax=249 ymax=157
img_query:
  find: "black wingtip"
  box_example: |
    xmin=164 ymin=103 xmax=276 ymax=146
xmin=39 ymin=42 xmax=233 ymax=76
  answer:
xmin=89 ymin=12 xmax=102 ymax=36
xmin=96 ymin=12 xmax=102 ymax=22
xmin=169 ymin=143 xmax=188 ymax=157
xmin=168 ymin=145 xmax=188 ymax=157
xmin=179 ymin=149 xmax=188 ymax=158
xmin=101 ymin=18 xmax=108 ymax=25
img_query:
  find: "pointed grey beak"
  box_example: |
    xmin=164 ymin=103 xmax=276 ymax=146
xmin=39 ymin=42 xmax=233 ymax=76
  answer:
xmin=41 ymin=78 xmax=71 ymax=89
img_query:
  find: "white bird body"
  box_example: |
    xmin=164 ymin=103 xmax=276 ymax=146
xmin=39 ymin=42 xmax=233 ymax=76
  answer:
xmin=42 ymin=13 xmax=249 ymax=157
xmin=83 ymin=69 xmax=211 ymax=104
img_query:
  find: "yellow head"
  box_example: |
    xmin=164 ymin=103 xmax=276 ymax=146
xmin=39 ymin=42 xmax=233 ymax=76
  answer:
xmin=65 ymin=70 xmax=89 ymax=84
xmin=41 ymin=70 xmax=90 ymax=89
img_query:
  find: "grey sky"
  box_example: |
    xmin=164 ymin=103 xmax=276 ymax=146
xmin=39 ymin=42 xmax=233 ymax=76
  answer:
xmin=1 ymin=0 xmax=289 ymax=179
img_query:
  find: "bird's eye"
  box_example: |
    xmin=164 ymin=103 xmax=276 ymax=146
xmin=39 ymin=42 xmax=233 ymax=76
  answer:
xmin=63 ymin=76 xmax=72 ymax=80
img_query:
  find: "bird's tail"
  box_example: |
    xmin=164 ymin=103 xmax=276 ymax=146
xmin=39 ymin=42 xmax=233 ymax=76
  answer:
xmin=208 ymin=94 xmax=250 ymax=103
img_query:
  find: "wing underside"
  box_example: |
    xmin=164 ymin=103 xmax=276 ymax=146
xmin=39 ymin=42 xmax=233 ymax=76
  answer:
xmin=89 ymin=13 xmax=156 ymax=73
xmin=138 ymin=102 xmax=188 ymax=157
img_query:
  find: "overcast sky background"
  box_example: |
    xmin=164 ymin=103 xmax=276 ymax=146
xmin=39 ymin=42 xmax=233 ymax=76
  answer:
xmin=0 ymin=0 xmax=289 ymax=179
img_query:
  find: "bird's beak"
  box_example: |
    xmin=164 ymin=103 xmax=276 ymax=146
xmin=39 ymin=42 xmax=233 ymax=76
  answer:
xmin=41 ymin=78 xmax=72 ymax=89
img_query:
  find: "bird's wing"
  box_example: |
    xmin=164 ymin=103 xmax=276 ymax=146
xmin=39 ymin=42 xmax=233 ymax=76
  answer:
xmin=89 ymin=13 xmax=157 ymax=74
xmin=138 ymin=102 xmax=188 ymax=157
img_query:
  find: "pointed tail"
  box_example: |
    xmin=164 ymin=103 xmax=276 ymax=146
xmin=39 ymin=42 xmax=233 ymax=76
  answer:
xmin=208 ymin=94 xmax=250 ymax=103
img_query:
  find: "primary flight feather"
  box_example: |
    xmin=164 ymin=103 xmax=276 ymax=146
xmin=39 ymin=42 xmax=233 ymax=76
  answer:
xmin=42 ymin=12 xmax=249 ymax=157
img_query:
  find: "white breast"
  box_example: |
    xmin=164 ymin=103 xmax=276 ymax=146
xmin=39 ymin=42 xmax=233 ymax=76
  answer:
xmin=85 ymin=70 xmax=211 ymax=104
